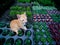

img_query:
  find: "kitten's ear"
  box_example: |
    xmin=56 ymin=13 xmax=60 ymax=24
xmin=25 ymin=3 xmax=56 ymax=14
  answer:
xmin=17 ymin=14 xmax=20 ymax=18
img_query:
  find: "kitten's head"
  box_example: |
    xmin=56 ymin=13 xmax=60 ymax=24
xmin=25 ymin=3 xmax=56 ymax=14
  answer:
xmin=17 ymin=12 xmax=27 ymax=23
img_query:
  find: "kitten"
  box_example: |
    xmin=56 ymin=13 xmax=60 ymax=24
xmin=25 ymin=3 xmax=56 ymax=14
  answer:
xmin=10 ymin=12 xmax=27 ymax=34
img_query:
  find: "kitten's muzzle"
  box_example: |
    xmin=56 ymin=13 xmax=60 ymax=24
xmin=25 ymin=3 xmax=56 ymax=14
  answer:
xmin=25 ymin=22 xmax=27 ymax=25
xmin=24 ymin=22 xmax=27 ymax=26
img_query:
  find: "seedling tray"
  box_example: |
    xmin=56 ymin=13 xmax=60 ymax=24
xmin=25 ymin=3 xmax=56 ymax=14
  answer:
xmin=0 ymin=22 xmax=34 ymax=45
xmin=0 ymin=22 xmax=57 ymax=45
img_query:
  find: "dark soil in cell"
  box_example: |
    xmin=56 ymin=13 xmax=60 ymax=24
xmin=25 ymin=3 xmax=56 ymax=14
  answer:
xmin=34 ymin=43 xmax=39 ymax=45
xmin=6 ymin=24 xmax=10 ymax=28
xmin=0 ymin=38 xmax=6 ymax=45
xmin=56 ymin=41 xmax=60 ymax=45
xmin=0 ymin=29 xmax=3 ymax=34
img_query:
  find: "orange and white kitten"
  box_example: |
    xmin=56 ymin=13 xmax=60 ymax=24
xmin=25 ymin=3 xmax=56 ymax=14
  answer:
xmin=10 ymin=12 xmax=27 ymax=34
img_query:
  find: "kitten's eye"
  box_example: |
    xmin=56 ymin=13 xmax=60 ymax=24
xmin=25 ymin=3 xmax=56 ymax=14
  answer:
xmin=22 ymin=20 xmax=24 ymax=21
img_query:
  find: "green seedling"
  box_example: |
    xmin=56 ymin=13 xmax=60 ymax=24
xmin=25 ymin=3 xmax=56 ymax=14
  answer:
xmin=18 ymin=30 xmax=24 ymax=36
xmin=2 ymin=30 xmax=9 ymax=36
xmin=26 ymin=11 xmax=32 ymax=17
xmin=15 ymin=38 xmax=22 ymax=45
xmin=24 ymin=38 xmax=32 ymax=45
xmin=26 ymin=23 xmax=31 ymax=29
xmin=9 ymin=31 xmax=16 ymax=36
xmin=34 ymin=35 xmax=40 ymax=43
xmin=26 ymin=7 xmax=31 ymax=11
xmin=25 ymin=30 xmax=31 ymax=37
xmin=33 ymin=25 xmax=38 ymax=31
xmin=5 ymin=38 xmax=14 ymax=45
xmin=40 ymin=37 xmax=47 ymax=43
xmin=0 ymin=22 xmax=6 ymax=28
xmin=47 ymin=36 xmax=53 ymax=43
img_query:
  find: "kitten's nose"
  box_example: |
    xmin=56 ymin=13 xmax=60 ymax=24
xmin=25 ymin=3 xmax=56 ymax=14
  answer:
xmin=25 ymin=22 xmax=27 ymax=25
xmin=24 ymin=22 xmax=27 ymax=26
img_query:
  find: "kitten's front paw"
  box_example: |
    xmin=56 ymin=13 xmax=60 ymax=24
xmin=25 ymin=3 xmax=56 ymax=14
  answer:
xmin=15 ymin=31 xmax=18 ymax=34
xmin=24 ymin=27 xmax=27 ymax=30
